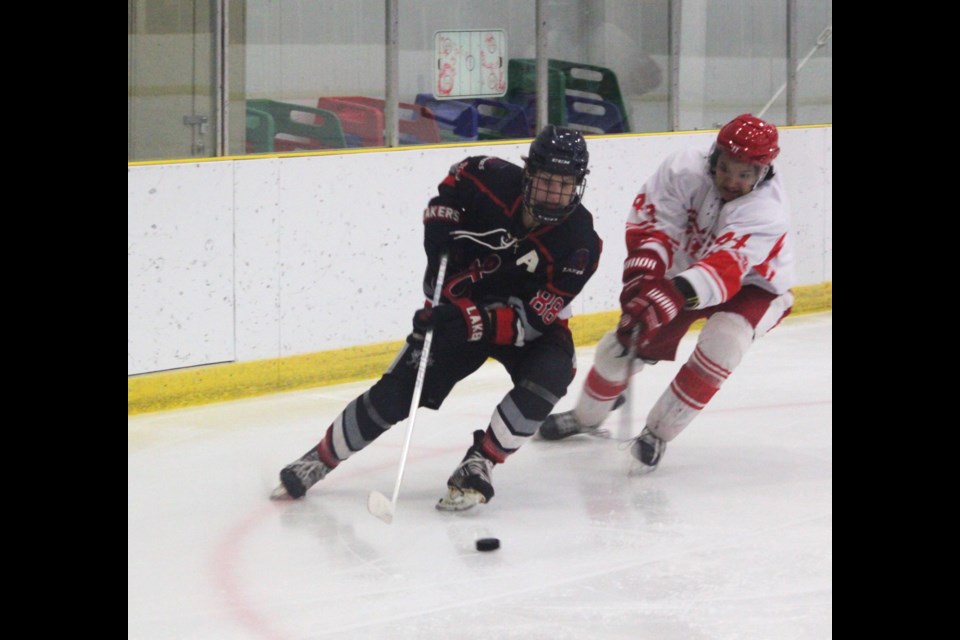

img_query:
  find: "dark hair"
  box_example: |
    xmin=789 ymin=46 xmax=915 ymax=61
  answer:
xmin=708 ymin=147 xmax=776 ymax=183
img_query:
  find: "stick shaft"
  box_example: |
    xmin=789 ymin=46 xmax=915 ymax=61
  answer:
xmin=617 ymin=324 xmax=640 ymax=441
xmin=386 ymin=253 xmax=449 ymax=507
xmin=757 ymin=25 xmax=832 ymax=119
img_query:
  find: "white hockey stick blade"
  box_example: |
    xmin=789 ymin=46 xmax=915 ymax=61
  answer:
xmin=367 ymin=490 xmax=395 ymax=524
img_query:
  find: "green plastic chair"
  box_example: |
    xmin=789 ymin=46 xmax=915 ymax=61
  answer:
xmin=245 ymin=106 xmax=276 ymax=153
xmin=246 ymin=99 xmax=347 ymax=151
xmin=506 ymin=58 xmax=631 ymax=133
xmin=506 ymin=59 xmax=567 ymax=133
xmin=546 ymin=59 xmax=630 ymax=132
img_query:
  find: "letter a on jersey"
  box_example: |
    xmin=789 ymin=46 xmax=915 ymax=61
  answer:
xmin=516 ymin=250 xmax=539 ymax=273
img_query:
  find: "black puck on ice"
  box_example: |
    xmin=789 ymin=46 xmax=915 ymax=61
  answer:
xmin=476 ymin=537 xmax=500 ymax=552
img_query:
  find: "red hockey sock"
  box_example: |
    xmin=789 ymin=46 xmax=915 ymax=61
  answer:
xmin=585 ymin=367 xmax=628 ymax=402
xmin=316 ymin=425 xmax=341 ymax=468
xmin=669 ymin=346 xmax=729 ymax=410
xmin=479 ymin=429 xmax=508 ymax=464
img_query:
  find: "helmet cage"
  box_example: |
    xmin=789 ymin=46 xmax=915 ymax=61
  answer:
xmin=522 ymin=169 xmax=587 ymax=225
xmin=522 ymin=125 xmax=590 ymax=225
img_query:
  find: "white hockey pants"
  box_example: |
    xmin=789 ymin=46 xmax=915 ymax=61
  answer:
xmin=573 ymin=311 xmax=756 ymax=441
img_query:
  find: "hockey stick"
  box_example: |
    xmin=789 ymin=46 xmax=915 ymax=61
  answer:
xmin=367 ymin=252 xmax=449 ymax=524
xmin=757 ymin=25 xmax=833 ymax=119
xmin=617 ymin=324 xmax=640 ymax=441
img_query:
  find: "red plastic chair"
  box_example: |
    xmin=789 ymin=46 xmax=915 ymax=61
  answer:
xmin=332 ymin=97 xmax=442 ymax=145
xmin=316 ymin=97 xmax=385 ymax=147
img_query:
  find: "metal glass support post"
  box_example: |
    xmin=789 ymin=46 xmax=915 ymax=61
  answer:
xmin=215 ymin=0 xmax=228 ymax=156
xmin=535 ymin=0 xmax=547 ymax=133
xmin=668 ymin=0 xmax=681 ymax=131
xmin=385 ymin=0 xmax=399 ymax=147
xmin=787 ymin=0 xmax=798 ymax=124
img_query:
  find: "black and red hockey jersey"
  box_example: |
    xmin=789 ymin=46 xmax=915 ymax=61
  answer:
xmin=421 ymin=155 xmax=602 ymax=342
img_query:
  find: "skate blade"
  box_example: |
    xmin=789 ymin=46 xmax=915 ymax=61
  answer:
xmin=270 ymin=483 xmax=294 ymax=500
xmin=436 ymin=487 xmax=485 ymax=512
xmin=627 ymin=457 xmax=658 ymax=477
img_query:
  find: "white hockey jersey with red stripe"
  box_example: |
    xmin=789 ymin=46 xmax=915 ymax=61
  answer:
xmin=626 ymin=146 xmax=795 ymax=309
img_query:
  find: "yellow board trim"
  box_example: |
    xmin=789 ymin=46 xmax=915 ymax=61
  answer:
xmin=128 ymin=281 xmax=831 ymax=416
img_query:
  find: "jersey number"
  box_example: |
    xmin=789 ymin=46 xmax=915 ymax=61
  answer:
xmin=530 ymin=290 xmax=564 ymax=324
xmin=632 ymin=193 xmax=656 ymax=219
xmin=715 ymin=231 xmax=751 ymax=250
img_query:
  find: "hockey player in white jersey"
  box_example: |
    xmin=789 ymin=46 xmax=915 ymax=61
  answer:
xmin=537 ymin=113 xmax=796 ymax=474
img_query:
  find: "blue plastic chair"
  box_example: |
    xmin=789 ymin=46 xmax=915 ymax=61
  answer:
xmin=565 ymin=95 xmax=627 ymax=134
xmin=471 ymin=98 xmax=531 ymax=140
xmin=414 ymin=94 xmax=479 ymax=142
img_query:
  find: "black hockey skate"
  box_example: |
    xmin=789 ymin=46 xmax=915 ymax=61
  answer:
xmin=270 ymin=446 xmax=333 ymax=499
xmin=436 ymin=430 xmax=496 ymax=511
xmin=628 ymin=426 xmax=666 ymax=475
xmin=536 ymin=395 xmax=625 ymax=440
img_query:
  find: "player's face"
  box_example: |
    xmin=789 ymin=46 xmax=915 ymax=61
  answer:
xmin=714 ymin=152 xmax=764 ymax=202
xmin=528 ymin=170 xmax=578 ymax=210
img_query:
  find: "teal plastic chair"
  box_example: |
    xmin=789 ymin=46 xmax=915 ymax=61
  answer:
xmin=246 ymin=99 xmax=347 ymax=151
xmin=245 ymin=106 xmax=276 ymax=153
xmin=506 ymin=59 xmax=568 ymax=133
xmin=506 ymin=58 xmax=631 ymax=133
xmin=546 ymin=59 xmax=631 ymax=132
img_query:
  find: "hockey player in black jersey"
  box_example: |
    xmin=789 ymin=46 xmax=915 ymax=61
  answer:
xmin=272 ymin=125 xmax=603 ymax=511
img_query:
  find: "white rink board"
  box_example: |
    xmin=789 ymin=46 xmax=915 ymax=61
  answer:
xmin=128 ymin=127 xmax=832 ymax=375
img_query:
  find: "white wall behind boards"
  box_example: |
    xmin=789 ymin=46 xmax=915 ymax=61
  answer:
xmin=128 ymin=126 xmax=832 ymax=376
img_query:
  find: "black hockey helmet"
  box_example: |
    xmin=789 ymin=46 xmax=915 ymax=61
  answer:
xmin=522 ymin=125 xmax=590 ymax=224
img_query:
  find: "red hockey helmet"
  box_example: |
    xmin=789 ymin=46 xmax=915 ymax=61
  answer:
xmin=716 ymin=114 xmax=780 ymax=166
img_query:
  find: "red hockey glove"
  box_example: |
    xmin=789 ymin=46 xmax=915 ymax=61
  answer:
xmin=412 ymin=299 xmax=523 ymax=346
xmin=617 ymin=277 xmax=685 ymax=348
xmin=482 ymin=302 xmax=523 ymax=346
xmin=620 ymin=249 xmax=666 ymax=306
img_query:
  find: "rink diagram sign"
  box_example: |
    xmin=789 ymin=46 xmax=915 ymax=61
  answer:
xmin=434 ymin=29 xmax=507 ymax=99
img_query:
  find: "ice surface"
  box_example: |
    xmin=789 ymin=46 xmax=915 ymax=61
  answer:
xmin=129 ymin=312 xmax=832 ymax=640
